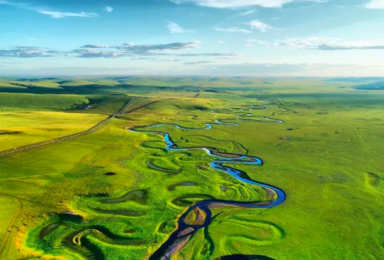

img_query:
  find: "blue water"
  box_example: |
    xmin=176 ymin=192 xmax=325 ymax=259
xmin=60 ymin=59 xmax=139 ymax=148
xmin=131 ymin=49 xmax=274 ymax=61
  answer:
xmin=131 ymin=122 xmax=286 ymax=259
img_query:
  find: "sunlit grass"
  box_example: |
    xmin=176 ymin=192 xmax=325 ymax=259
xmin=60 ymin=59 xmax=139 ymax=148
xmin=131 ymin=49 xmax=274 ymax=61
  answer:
xmin=0 ymin=78 xmax=383 ymax=259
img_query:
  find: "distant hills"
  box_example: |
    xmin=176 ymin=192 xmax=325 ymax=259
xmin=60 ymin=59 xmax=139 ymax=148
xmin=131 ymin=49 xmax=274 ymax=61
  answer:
xmin=327 ymin=77 xmax=384 ymax=83
xmin=353 ymin=82 xmax=384 ymax=90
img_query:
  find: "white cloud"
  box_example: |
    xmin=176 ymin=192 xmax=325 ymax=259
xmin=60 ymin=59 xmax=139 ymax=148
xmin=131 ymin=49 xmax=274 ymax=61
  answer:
xmin=0 ymin=46 xmax=60 ymax=58
xmin=216 ymin=40 xmax=224 ymax=44
xmin=184 ymin=61 xmax=212 ymax=65
xmin=246 ymin=37 xmax=384 ymax=50
xmin=247 ymin=37 xmax=336 ymax=47
xmin=73 ymin=49 xmax=126 ymax=58
xmin=246 ymin=20 xmax=276 ymax=32
xmin=104 ymin=6 xmax=113 ymax=12
xmin=0 ymin=0 xmax=29 ymax=8
xmin=169 ymin=0 xmax=324 ymax=9
xmin=71 ymin=41 xmax=238 ymax=58
xmin=81 ymin=44 xmax=110 ymax=48
xmin=319 ymin=43 xmax=384 ymax=50
xmin=174 ymin=52 xmax=237 ymax=56
xmin=214 ymin=27 xmax=252 ymax=33
xmin=115 ymin=41 xmax=202 ymax=54
xmin=166 ymin=21 xmax=194 ymax=34
xmin=240 ymin=9 xmax=257 ymax=16
xmin=365 ymin=0 xmax=384 ymax=9
xmin=0 ymin=1 xmax=99 ymax=18
xmin=37 ymin=11 xmax=99 ymax=19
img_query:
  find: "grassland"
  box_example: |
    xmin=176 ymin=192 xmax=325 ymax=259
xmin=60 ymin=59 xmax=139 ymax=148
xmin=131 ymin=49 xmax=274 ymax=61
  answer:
xmin=0 ymin=111 xmax=106 ymax=152
xmin=0 ymin=77 xmax=383 ymax=260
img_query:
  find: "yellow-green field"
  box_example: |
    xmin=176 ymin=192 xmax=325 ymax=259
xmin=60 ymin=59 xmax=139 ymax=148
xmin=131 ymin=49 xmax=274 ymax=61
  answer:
xmin=0 ymin=77 xmax=383 ymax=260
xmin=0 ymin=111 xmax=106 ymax=152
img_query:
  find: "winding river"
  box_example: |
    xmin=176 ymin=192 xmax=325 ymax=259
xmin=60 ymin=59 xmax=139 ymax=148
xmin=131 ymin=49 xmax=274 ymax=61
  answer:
xmin=130 ymin=121 xmax=286 ymax=260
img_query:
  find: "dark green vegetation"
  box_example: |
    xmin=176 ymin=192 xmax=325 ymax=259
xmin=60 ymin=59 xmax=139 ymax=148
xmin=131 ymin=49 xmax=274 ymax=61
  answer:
xmin=0 ymin=77 xmax=383 ymax=259
xmin=354 ymin=82 xmax=384 ymax=90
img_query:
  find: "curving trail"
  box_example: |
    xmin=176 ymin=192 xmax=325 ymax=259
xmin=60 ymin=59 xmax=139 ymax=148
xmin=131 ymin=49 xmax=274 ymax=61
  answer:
xmin=130 ymin=120 xmax=286 ymax=260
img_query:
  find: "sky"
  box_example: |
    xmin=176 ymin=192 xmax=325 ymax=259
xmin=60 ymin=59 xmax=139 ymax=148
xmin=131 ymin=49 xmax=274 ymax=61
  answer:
xmin=1 ymin=0 xmax=384 ymax=77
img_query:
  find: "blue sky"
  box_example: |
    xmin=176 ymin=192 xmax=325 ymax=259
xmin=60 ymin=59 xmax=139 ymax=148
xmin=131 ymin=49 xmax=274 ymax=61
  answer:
xmin=1 ymin=0 xmax=384 ymax=76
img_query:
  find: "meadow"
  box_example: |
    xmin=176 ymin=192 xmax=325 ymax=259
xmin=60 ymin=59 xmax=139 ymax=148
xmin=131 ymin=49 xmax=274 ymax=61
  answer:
xmin=0 ymin=77 xmax=383 ymax=260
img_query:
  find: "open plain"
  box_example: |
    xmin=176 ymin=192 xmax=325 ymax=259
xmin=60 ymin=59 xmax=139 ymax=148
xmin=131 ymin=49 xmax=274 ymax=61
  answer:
xmin=0 ymin=77 xmax=383 ymax=260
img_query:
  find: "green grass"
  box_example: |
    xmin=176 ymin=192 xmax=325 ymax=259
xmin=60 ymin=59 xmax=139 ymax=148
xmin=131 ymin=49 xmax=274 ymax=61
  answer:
xmin=0 ymin=196 xmax=21 ymax=245
xmin=0 ymin=111 xmax=106 ymax=152
xmin=0 ymin=77 xmax=383 ymax=260
xmin=0 ymin=93 xmax=89 ymax=111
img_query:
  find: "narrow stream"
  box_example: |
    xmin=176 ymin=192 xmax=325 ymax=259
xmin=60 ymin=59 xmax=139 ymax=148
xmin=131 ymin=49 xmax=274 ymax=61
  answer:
xmin=130 ymin=121 xmax=286 ymax=260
